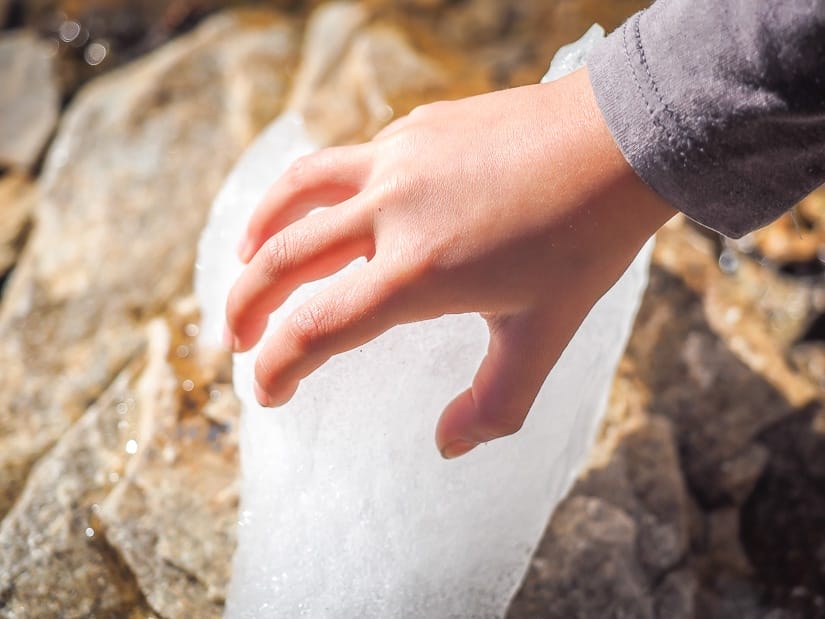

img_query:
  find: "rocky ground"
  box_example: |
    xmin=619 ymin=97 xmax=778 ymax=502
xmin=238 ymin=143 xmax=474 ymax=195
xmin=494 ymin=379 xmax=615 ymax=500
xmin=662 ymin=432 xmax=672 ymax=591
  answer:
xmin=1 ymin=1 xmax=824 ymax=618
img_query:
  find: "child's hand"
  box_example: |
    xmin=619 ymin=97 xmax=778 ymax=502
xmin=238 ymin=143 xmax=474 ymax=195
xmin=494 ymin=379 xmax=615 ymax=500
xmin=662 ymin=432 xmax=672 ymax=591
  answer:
xmin=224 ymin=68 xmax=674 ymax=458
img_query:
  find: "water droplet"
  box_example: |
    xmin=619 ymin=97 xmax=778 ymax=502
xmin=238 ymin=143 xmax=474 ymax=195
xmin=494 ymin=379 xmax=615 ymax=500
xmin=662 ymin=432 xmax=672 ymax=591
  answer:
xmin=125 ymin=439 xmax=138 ymax=455
xmin=108 ymin=471 xmax=120 ymax=483
xmin=84 ymin=527 xmax=95 ymax=538
xmin=718 ymin=249 xmax=739 ymax=274
xmin=58 ymin=20 xmax=81 ymax=43
xmin=176 ymin=344 xmax=190 ymax=358
xmin=84 ymin=41 xmax=107 ymax=66
xmin=182 ymin=379 xmax=195 ymax=392
xmin=117 ymin=419 xmax=129 ymax=431
xmin=184 ymin=323 xmax=200 ymax=338
xmin=209 ymin=389 xmax=222 ymax=401
xmin=116 ymin=402 xmax=128 ymax=416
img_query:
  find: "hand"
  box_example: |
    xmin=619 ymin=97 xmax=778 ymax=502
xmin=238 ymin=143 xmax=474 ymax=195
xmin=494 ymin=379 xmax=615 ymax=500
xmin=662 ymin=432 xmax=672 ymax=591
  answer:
xmin=224 ymin=67 xmax=674 ymax=459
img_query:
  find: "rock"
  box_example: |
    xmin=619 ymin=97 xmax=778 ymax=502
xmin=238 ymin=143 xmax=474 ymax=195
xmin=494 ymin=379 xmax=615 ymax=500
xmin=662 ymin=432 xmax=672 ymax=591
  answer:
xmin=0 ymin=31 xmax=60 ymax=170
xmin=507 ymin=496 xmax=654 ymax=619
xmin=654 ymin=218 xmax=818 ymax=409
xmin=654 ymin=570 xmax=698 ymax=619
xmin=573 ymin=416 xmax=692 ymax=579
xmin=0 ymin=301 xmax=239 ymax=618
xmin=0 ymin=9 xmax=300 ymax=520
xmin=0 ymin=360 xmax=152 ymax=617
xmin=629 ymin=242 xmax=804 ymax=507
xmin=707 ymin=508 xmax=753 ymax=575
xmin=0 ymin=173 xmax=36 ymax=282
xmin=99 ymin=305 xmax=239 ymax=619
xmin=750 ymin=187 xmax=825 ymax=270
xmin=288 ymin=2 xmax=449 ymax=144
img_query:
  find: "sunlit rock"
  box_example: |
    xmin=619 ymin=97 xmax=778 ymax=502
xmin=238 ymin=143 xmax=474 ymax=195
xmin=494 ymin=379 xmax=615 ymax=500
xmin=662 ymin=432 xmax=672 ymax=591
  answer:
xmin=0 ymin=10 xmax=300 ymax=519
xmin=197 ymin=25 xmax=653 ymax=617
xmin=0 ymin=173 xmax=36 ymax=280
xmin=0 ymin=301 xmax=240 ymax=618
xmin=0 ymin=31 xmax=59 ymax=170
xmin=287 ymin=2 xmax=449 ymax=145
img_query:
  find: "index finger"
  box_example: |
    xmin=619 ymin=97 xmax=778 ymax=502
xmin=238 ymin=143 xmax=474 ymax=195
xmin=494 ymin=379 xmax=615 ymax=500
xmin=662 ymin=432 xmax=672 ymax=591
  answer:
xmin=253 ymin=260 xmax=414 ymax=406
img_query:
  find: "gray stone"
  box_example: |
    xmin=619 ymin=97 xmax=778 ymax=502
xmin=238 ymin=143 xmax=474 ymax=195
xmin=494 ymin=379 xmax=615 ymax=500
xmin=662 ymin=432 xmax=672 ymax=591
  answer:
xmin=0 ymin=31 xmax=59 ymax=170
xmin=575 ymin=416 xmax=692 ymax=579
xmin=508 ymin=496 xmax=654 ymax=619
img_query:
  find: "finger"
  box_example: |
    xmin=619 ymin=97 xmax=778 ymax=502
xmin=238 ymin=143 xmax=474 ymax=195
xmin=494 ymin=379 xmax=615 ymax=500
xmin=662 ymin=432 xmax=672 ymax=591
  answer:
xmin=238 ymin=145 xmax=372 ymax=263
xmin=435 ymin=309 xmax=577 ymax=459
xmin=253 ymin=260 xmax=412 ymax=407
xmin=225 ymin=203 xmax=374 ymax=352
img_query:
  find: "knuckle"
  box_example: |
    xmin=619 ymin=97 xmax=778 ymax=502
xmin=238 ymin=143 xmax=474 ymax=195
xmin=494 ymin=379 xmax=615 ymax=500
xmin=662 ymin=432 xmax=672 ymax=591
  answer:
xmin=283 ymin=154 xmax=316 ymax=190
xmin=262 ymin=233 xmax=293 ymax=281
xmin=286 ymin=302 xmax=329 ymax=354
xmin=254 ymin=354 xmax=276 ymax=391
xmin=477 ymin=407 xmax=524 ymax=440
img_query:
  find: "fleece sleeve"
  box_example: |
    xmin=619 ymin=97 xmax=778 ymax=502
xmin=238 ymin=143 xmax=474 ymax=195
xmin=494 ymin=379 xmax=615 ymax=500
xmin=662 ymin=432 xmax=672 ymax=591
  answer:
xmin=587 ymin=0 xmax=825 ymax=238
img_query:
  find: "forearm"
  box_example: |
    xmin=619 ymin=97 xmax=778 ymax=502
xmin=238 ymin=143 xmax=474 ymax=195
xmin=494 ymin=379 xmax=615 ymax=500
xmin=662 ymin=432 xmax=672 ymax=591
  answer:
xmin=588 ymin=0 xmax=825 ymax=238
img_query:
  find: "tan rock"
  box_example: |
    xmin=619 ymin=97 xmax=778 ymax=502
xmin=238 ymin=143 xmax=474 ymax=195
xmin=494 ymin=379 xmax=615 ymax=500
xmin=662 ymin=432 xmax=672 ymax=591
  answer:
xmin=288 ymin=2 xmax=448 ymax=144
xmin=0 ymin=173 xmax=36 ymax=280
xmin=0 ymin=360 xmax=152 ymax=617
xmin=0 ymin=31 xmax=60 ymax=170
xmin=98 ymin=307 xmax=239 ymax=619
xmin=751 ymin=186 xmax=825 ymax=266
xmin=0 ymin=302 xmax=239 ymax=618
xmin=0 ymin=9 xmax=300 ymax=519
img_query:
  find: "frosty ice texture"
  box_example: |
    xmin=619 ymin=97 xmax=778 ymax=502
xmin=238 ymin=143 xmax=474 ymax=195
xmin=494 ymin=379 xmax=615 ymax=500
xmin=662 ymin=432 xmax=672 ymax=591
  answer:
xmin=196 ymin=25 xmax=652 ymax=619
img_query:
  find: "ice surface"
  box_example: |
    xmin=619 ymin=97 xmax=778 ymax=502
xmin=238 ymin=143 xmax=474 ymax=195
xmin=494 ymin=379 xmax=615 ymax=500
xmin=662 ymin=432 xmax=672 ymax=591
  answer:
xmin=197 ymin=25 xmax=652 ymax=619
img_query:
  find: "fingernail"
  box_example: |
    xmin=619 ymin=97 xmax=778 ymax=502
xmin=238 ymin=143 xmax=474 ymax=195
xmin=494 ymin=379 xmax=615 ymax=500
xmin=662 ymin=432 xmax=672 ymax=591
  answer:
xmin=222 ymin=326 xmax=237 ymax=352
xmin=254 ymin=380 xmax=272 ymax=407
xmin=441 ymin=440 xmax=478 ymax=460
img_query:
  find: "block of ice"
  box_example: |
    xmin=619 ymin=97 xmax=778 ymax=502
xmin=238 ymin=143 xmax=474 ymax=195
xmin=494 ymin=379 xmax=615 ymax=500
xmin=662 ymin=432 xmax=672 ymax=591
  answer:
xmin=197 ymin=25 xmax=652 ymax=619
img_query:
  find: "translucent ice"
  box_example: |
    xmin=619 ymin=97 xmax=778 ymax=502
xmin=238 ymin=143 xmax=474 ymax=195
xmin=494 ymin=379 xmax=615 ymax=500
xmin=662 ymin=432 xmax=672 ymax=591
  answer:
xmin=197 ymin=25 xmax=652 ymax=619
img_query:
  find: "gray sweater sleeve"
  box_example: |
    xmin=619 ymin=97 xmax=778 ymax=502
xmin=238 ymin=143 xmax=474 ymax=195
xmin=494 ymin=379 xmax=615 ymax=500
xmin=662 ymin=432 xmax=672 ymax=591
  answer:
xmin=587 ymin=0 xmax=825 ymax=238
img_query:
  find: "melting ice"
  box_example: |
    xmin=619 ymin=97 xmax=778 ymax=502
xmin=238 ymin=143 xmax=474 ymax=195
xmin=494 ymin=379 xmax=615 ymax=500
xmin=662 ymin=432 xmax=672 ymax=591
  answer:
xmin=197 ymin=24 xmax=653 ymax=619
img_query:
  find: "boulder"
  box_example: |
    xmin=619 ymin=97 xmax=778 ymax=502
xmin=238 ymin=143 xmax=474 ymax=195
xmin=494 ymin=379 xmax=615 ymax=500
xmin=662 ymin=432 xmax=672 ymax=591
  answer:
xmin=0 ymin=8 xmax=300 ymax=519
xmin=0 ymin=173 xmax=36 ymax=281
xmin=0 ymin=301 xmax=239 ymax=618
xmin=508 ymin=496 xmax=654 ymax=619
xmin=0 ymin=31 xmax=60 ymax=170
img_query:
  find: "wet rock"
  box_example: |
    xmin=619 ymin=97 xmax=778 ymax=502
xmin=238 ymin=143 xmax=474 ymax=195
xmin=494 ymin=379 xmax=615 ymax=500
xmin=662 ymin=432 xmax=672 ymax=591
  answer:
xmin=0 ymin=360 xmax=152 ymax=617
xmin=99 ymin=306 xmax=239 ymax=619
xmin=0 ymin=173 xmax=36 ymax=282
xmin=0 ymin=9 xmax=300 ymax=519
xmin=0 ymin=30 xmax=60 ymax=170
xmin=508 ymin=496 xmax=654 ymax=619
xmin=0 ymin=302 xmax=239 ymax=618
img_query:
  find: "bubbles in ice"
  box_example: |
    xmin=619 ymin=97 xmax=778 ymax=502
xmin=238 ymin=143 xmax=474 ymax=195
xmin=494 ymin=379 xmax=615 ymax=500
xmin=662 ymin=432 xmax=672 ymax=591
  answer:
xmin=196 ymin=25 xmax=650 ymax=619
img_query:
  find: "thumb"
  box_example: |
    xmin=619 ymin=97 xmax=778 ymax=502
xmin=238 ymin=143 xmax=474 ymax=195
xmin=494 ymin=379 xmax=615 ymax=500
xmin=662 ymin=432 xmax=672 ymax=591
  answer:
xmin=435 ymin=309 xmax=572 ymax=459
